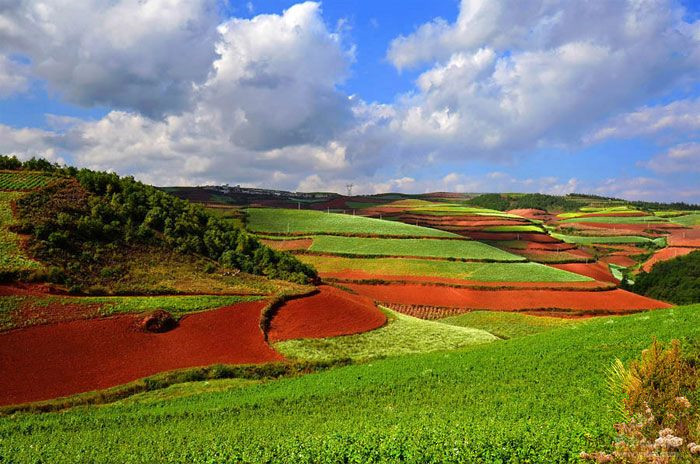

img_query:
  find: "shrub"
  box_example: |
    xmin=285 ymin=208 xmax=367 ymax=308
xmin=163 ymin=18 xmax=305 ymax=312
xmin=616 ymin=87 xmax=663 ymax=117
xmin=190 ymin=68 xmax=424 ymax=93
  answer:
xmin=582 ymin=339 xmax=699 ymax=463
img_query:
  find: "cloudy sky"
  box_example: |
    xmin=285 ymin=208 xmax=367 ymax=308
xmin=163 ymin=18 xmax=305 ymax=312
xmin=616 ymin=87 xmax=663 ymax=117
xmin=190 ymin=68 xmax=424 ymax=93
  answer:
xmin=1 ymin=0 xmax=699 ymax=201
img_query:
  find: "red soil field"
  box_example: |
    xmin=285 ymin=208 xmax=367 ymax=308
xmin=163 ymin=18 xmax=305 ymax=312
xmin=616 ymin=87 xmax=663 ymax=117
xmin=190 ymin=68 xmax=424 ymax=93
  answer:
xmin=517 ymin=241 xmax=577 ymax=251
xmin=260 ymin=238 xmax=312 ymax=251
xmin=268 ymin=286 xmax=386 ymax=342
xmin=550 ymin=262 xmax=618 ymax=283
xmin=0 ymin=282 xmax=55 ymax=297
xmin=641 ymin=247 xmax=697 ymax=272
xmin=667 ymin=228 xmax=700 ymax=247
xmin=0 ymin=301 xmax=281 ymax=406
xmin=344 ymin=283 xmax=671 ymax=313
xmin=507 ymin=208 xmax=549 ymax=219
xmin=321 ymin=270 xmax=612 ymax=289
xmin=600 ymin=254 xmax=637 ymax=267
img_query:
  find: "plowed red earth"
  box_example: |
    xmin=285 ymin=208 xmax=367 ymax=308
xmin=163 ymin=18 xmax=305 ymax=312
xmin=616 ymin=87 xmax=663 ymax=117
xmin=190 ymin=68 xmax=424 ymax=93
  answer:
xmin=601 ymin=255 xmax=637 ymax=267
xmin=668 ymin=228 xmax=700 ymax=247
xmin=0 ymin=301 xmax=281 ymax=406
xmin=260 ymin=238 xmax=312 ymax=251
xmin=268 ymin=286 xmax=386 ymax=342
xmin=642 ymin=247 xmax=697 ymax=272
xmin=321 ymin=271 xmax=612 ymax=289
xmin=344 ymin=283 xmax=671 ymax=313
xmin=550 ymin=262 xmax=618 ymax=283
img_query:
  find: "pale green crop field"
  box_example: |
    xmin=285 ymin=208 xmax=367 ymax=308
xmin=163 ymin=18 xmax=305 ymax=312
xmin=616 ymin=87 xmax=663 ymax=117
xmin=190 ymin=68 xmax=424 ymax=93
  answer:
xmin=246 ymin=208 xmax=457 ymax=237
xmin=307 ymin=236 xmax=525 ymax=261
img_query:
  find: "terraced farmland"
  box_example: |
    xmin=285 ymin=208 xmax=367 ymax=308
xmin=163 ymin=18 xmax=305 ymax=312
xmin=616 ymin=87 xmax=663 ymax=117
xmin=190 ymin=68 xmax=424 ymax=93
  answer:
xmin=307 ymin=235 xmax=525 ymax=261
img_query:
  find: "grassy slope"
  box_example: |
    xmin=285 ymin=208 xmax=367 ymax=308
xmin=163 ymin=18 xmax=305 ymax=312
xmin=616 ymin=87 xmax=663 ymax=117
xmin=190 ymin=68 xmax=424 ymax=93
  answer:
xmin=559 ymin=216 xmax=666 ymax=224
xmin=246 ymin=208 xmax=458 ymax=237
xmin=308 ymin=236 xmax=524 ymax=261
xmin=0 ymin=192 xmax=40 ymax=273
xmin=439 ymin=311 xmax=577 ymax=339
xmin=274 ymin=307 xmax=496 ymax=362
xmin=671 ymin=213 xmax=700 ymax=227
xmin=2 ymin=305 xmax=698 ymax=462
xmin=299 ymin=255 xmax=592 ymax=282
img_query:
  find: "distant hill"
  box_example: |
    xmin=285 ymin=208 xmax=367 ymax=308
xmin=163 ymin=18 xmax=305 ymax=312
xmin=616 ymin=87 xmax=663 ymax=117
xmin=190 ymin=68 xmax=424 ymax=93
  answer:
xmin=0 ymin=155 xmax=316 ymax=294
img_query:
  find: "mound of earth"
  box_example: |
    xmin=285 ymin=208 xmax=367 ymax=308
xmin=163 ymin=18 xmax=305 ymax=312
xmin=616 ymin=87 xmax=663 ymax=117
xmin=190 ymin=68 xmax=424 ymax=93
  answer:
xmin=0 ymin=300 xmax=281 ymax=406
xmin=268 ymin=285 xmax=386 ymax=341
xmin=138 ymin=310 xmax=177 ymax=333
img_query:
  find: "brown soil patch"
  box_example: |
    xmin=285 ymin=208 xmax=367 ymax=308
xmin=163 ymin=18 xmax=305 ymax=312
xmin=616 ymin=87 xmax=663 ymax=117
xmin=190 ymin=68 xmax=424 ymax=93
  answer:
xmin=268 ymin=285 xmax=386 ymax=342
xmin=0 ymin=300 xmax=281 ymax=406
xmin=667 ymin=227 xmax=700 ymax=247
xmin=344 ymin=283 xmax=671 ymax=313
xmin=260 ymin=238 xmax=313 ymax=251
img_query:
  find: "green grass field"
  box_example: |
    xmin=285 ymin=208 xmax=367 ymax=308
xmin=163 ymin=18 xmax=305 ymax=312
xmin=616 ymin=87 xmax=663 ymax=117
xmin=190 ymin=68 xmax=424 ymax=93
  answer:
xmin=3 ymin=305 xmax=698 ymax=462
xmin=307 ymin=236 xmax=525 ymax=261
xmin=439 ymin=311 xmax=577 ymax=339
xmin=246 ymin=208 xmax=457 ymax=237
xmin=0 ymin=171 xmax=54 ymax=190
xmin=275 ymin=307 xmax=496 ymax=362
xmin=0 ymin=192 xmax=40 ymax=273
xmin=558 ymin=215 xmax=666 ymax=224
xmin=670 ymin=213 xmax=700 ymax=227
xmin=298 ymin=255 xmax=592 ymax=282
xmin=482 ymin=225 xmax=545 ymax=232
xmin=551 ymin=233 xmax=657 ymax=245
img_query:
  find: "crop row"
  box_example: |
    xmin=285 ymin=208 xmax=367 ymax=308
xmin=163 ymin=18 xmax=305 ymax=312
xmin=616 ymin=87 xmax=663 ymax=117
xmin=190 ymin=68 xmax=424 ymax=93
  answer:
xmin=0 ymin=172 xmax=53 ymax=191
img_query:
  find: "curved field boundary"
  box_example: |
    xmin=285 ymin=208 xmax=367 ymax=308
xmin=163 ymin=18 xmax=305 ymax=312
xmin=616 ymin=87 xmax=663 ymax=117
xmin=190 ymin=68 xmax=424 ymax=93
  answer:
xmin=268 ymin=285 xmax=387 ymax=342
xmin=253 ymin=230 xmax=468 ymax=240
xmin=343 ymin=283 xmax=671 ymax=314
xmin=0 ymin=300 xmax=282 ymax=406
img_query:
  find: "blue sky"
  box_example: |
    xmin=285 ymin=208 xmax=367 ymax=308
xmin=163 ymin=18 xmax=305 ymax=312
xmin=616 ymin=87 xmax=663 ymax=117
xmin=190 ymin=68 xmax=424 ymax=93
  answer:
xmin=1 ymin=1 xmax=699 ymax=202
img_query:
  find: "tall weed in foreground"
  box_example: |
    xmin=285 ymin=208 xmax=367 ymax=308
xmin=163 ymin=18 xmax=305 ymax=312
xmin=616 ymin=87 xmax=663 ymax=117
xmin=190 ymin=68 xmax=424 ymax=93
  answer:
xmin=581 ymin=339 xmax=700 ymax=463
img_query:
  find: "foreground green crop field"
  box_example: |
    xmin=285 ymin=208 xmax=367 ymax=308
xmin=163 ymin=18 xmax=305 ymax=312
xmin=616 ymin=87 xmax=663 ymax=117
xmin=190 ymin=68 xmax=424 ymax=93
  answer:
xmin=2 ymin=305 xmax=698 ymax=463
xmin=298 ymin=255 xmax=592 ymax=282
xmin=308 ymin=236 xmax=525 ymax=261
xmin=439 ymin=311 xmax=577 ymax=339
xmin=246 ymin=208 xmax=457 ymax=237
xmin=275 ymin=307 xmax=496 ymax=362
xmin=0 ymin=192 xmax=40 ymax=274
